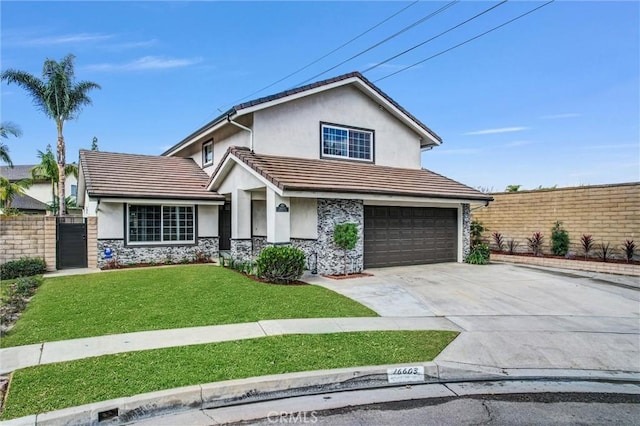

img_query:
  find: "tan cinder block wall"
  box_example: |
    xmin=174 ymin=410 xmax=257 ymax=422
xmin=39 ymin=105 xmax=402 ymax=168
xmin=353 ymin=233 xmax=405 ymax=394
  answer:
xmin=472 ymin=182 xmax=640 ymax=255
xmin=86 ymin=216 xmax=98 ymax=268
xmin=1 ymin=215 xmax=57 ymax=271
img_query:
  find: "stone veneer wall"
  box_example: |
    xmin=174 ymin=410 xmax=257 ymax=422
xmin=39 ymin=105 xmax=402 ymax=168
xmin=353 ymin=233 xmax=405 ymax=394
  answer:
xmin=230 ymin=239 xmax=252 ymax=262
xmin=472 ymin=183 xmax=639 ymax=257
xmin=462 ymin=203 xmax=471 ymax=260
xmin=291 ymin=238 xmax=318 ymax=271
xmin=316 ymin=199 xmax=364 ymax=275
xmin=97 ymin=237 xmax=219 ymax=268
xmin=251 ymin=236 xmax=267 ymax=257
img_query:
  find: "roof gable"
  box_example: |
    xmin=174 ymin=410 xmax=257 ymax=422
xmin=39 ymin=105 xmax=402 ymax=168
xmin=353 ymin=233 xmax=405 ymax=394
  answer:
xmin=163 ymin=71 xmax=441 ymax=157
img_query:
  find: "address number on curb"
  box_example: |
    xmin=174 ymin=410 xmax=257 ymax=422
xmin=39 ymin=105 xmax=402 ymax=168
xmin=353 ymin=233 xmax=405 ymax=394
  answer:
xmin=387 ymin=366 xmax=425 ymax=383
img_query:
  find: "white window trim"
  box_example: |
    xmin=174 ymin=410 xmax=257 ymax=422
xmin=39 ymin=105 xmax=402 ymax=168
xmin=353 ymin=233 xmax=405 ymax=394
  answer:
xmin=321 ymin=124 xmax=373 ymax=162
xmin=126 ymin=204 xmax=196 ymax=246
xmin=202 ymin=141 xmax=213 ymax=167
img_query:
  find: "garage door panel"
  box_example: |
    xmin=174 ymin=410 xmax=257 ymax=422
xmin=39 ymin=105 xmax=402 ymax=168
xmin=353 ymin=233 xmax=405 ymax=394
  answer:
xmin=364 ymin=206 xmax=458 ymax=268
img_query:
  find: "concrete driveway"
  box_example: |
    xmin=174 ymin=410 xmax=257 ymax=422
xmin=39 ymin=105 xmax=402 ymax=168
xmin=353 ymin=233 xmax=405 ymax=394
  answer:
xmin=307 ymin=263 xmax=640 ymax=373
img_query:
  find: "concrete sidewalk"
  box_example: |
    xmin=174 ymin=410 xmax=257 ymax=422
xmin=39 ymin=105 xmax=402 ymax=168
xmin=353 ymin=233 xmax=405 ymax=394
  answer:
xmin=0 ymin=317 xmax=460 ymax=374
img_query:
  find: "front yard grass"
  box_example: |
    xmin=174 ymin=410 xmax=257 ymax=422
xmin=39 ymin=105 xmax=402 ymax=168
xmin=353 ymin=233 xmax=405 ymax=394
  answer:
xmin=1 ymin=265 xmax=376 ymax=347
xmin=1 ymin=330 xmax=457 ymax=419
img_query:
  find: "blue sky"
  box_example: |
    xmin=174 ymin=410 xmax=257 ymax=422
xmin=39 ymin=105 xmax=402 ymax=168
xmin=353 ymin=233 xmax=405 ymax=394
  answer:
xmin=2 ymin=1 xmax=638 ymax=191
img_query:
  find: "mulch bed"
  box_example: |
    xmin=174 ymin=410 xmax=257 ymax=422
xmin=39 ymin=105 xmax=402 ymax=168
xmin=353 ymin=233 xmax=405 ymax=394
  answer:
xmin=231 ymin=269 xmax=309 ymax=286
xmin=492 ymin=251 xmax=640 ymax=266
xmin=100 ymin=260 xmax=215 ymax=271
xmin=322 ymin=272 xmax=374 ymax=280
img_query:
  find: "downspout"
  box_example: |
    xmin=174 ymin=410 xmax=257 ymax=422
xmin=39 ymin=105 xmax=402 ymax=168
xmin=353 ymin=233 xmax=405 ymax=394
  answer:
xmin=227 ymin=115 xmax=254 ymax=152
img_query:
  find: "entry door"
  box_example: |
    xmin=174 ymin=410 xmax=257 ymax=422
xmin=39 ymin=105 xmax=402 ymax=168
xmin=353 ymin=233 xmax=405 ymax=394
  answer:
xmin=57 ymin=217 xmax=88 ymax=269
xmin=219 ymin=202 xmax=231 ymax=250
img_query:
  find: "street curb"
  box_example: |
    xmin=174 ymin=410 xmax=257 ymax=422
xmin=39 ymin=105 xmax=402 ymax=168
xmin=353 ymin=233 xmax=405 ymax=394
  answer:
xmin=2 ymin=363 xmax=639 ymax=426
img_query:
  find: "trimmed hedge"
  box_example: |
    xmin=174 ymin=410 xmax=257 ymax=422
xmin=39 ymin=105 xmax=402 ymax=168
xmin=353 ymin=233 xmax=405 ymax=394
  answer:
xmin=1 ymin=257 xmax=47 ymax=280
xmin=256 ymin=246 xmax=305 ymax=284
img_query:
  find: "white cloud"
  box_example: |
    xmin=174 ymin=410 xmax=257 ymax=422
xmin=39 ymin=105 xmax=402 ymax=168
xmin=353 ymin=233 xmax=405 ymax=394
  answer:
xmin=539 ymin=113 xmax=580 ymax=120
xmin=105 ymin=39 xmax=158 ymax=51
xmin=17 ymin=33 xmax=115 ymax=46
xmin=463 ymin=127 xmax=529 ymax=136
xmin=85 ymin=56 xmax=203 ymax=72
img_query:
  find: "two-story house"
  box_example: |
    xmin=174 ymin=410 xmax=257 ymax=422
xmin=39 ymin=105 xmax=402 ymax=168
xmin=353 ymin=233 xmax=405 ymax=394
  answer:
xmin=78 ymin=72 xmax=492 ymax=274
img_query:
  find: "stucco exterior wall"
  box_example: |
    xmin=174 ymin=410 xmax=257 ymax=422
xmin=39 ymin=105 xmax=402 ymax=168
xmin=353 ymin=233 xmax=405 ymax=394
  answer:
xmin=472 ymin=183 xmax=639 ymax=256
xmin=24 ymin=175 xmax=78 ymax=205
xmin=97 ymin=202 xmax=124 ymax=239
xmin=290 ymin=198 xmax=318 ymax=239
xmin=216 ymin=164 xmax=264 ymax=195
xmin=252 ymin=85 xmax=423 ymax=169
xmin=198 ymin=205 xmax=219 ymax=237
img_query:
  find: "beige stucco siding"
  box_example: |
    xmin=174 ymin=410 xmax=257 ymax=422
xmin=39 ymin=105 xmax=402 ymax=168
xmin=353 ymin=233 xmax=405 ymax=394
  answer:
xmin=216 ymin=164 xmax=265 ymax=195
xmin=97 ymin=202 xmax=124 ymax=239
xmin=24 ymin=175 xmax=78 ymax=205
xmin=252 ymin=200 xmax=267 ymax=236
xmin=290 ymin=198 xmax=317 ymax=239
xmin=252 ymin=85 xmax=423 ymax=169
xmin=198 ymin=205 xmax=219 ymax=237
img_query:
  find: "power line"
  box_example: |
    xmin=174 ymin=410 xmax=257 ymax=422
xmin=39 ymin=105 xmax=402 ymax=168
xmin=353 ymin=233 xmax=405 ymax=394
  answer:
xmin=293 ymin=0 xmax=460 ymax=88
xmin=216 ymin=0 xmax=420 ymax=111
xmin=363 ymin=0 xmax=509 ymax=74
xmin=373 ymin=0 xmax=556 ymax=83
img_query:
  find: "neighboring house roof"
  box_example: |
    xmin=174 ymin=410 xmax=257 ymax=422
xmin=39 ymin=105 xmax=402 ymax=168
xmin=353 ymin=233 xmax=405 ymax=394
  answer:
xmin=211 ymin=147 xmax=493 ymax=202
xmin=79 ymin=150 xmax=224 ymax=201
xmin=163 ymin=71 xmax=442 ymax=156
xmin=9 ymin=193 xmax=48 ymax=211
xmin=0 ymin=165 xmax=37 ymax=181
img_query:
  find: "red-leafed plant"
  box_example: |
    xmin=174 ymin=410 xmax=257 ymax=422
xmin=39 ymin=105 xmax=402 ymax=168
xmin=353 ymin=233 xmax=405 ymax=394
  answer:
xmin=527 ymin=232 xmax=544 ymax=256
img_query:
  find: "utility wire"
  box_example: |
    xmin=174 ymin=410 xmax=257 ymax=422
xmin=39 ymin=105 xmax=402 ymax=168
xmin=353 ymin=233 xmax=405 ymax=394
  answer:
xmin=363 ymin=0 xmax=509 ymax=74
xmin=216 ymin=0 xmax=420 ymax=111
xmin=293 ymin=0 xmax=460 ymax=88
xmin=374 ymin=0 xmax=556 ymax=83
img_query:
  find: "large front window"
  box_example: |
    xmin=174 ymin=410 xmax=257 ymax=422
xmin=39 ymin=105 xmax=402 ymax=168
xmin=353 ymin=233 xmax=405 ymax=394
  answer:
xmin=321 ymin=123 xmax=373 ymax=161
xmin=128 ymin=205 xmax=194 ymax=244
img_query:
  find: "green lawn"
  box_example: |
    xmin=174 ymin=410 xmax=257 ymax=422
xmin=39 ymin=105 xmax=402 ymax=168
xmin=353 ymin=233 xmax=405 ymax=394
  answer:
xmin=1 ymin=265 xmax=376 ymax=347
xmin=1 ymin=330 xmax=457 ymax=419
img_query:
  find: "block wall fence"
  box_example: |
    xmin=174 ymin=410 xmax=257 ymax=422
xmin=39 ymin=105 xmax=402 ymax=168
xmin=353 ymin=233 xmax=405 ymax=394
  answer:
xmin=472 ymin=182 xmax=639 ymax=257
xmin=0 ymin=215 xmax=98 ymax=272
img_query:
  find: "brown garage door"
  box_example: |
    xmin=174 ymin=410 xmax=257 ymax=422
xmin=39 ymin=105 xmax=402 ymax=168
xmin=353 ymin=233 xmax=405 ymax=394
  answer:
xmin=364 ymin=206 xmax=458 ymax=268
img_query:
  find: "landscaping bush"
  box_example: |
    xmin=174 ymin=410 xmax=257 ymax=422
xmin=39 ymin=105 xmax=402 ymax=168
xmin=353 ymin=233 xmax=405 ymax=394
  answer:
xmin=622 ymin=240 xmax=635 ymax=263
xmin=527 ymin=232 xmax=544 ymax=256
xmin=598 ymin=242 xmax=613 ymax=262
xmin=1 ymin=257 xmax=46 ymax=280
xmin=466 ymin=244 xmax=490 ymax=265
xmin=470 ymin=220 xmax=485 ymax=247
xmin=491 ymin=232 xmax=505 ymax=252
xmin=334 ymin=223 xmax=359 ymax=275
xmin=256 ymin=246 xmax=305 ymax=284
xmin=550 ymin=221 xmax=570 ymax=256
xmin=14 ymin=276 xmax=42 ymax=297
xmin=507 ymin=239 xmax=519 ymax=255
xmin=580 ymin=235 xmax=595 ymax=259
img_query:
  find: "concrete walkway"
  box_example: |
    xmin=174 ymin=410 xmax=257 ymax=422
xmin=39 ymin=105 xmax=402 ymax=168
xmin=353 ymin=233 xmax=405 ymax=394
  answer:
xmin=0 ymin=317 xmax=459 ymax=374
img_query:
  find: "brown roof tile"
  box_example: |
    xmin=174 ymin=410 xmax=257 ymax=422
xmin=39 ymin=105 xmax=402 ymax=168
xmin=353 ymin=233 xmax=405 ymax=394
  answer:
xmin=80 ymin=150 xmax=223 ymax=201
xmin=217 ymin=147 xmax=492 ymax=202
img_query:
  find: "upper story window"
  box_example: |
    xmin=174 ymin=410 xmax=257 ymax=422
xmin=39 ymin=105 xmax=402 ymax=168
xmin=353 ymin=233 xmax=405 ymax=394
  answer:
xmin=202 ymin=141 xmax=213 ymax=166
xmin=321 ymin=123 xmax=374 ymax=162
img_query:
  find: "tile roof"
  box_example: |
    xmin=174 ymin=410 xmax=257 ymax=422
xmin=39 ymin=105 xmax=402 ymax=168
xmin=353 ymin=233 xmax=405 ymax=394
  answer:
xmin=162 ymin=71 xmax=441 ymax=156
xmin=79 ymin=150 xmax=223 ymax=201
xmin=215 ymin=147 xmax=492 ymax=202
xmin=9 ymin=193 xmax=48 ymax=211
xmin=0 ymin=165 xmax=37 ymax=181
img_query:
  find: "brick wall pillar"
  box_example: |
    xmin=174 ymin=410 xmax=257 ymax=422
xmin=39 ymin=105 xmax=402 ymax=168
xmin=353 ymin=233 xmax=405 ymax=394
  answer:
xmin=86 ymin=216 xmax=98 ymax=268
xmin=43 ymin=216 xmax=57 ymax=271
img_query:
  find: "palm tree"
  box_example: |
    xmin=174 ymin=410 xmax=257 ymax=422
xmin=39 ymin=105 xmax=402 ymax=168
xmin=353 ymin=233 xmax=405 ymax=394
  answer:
xmin=0 ymin=176 xmax=32 ymax=210
xmin=31 ymin=145 xmax=78 ymax=215
xmin=0 ymin=121 xmax=22 ymax=167
xmin=2 ymin=54 xmax=100 ymax=215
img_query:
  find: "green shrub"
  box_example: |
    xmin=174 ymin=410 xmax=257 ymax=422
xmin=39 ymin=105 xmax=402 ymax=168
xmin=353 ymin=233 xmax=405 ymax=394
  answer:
xmin=256 ymin=246 xmax=305 ymax=284
xmin=551 ymin=221 xmax=570 ymax=256
xmin=1 ymin=257 xmax=46 ymax=280
xmin=466 ymin=244 xmax=490 ymax=265
xmin=470 ymin=220 xmax=485 ymax=247
xmin=334 ymin=223 xmax=359 ymax=275
xmin=14 ymin=276 xmax=42 ymax=297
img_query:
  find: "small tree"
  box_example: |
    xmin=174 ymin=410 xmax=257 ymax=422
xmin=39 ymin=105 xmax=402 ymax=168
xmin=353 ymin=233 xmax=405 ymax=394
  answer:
xmin=0 ymin=121 xmax=22 ymax=168
xmin=334 ymin=223 xmax=358 ymax=275
xmin=550 ymin=221 xmax=570 ymax=256
xmin=505 ymin=184 xmax=521 ymax=192
xmin=470 ymin=220 xmax=485 ymax=248
xmin=0 ymin=176 xmax=32 ymax=210
xmin=91 ymin=136 xmax=99 ymax=151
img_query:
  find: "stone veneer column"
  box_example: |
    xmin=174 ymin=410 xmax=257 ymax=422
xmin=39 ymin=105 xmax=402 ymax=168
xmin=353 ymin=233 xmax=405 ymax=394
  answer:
xmin=230 ymin=239 xmax=253 ymax=262
xmin=316 ymin=199 xmax=364 ymax=275
xmin=462 ymin=203 xmax=471 ymax=261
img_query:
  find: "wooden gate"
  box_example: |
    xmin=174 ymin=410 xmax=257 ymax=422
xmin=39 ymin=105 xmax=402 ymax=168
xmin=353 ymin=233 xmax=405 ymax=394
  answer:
xmin=57 ymin=217 xmax=88 ymax=269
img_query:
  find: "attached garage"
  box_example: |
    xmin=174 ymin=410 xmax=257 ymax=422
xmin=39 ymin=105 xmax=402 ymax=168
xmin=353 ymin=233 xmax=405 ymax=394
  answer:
xmin=364 ymin=206 xmax=458 ymax=268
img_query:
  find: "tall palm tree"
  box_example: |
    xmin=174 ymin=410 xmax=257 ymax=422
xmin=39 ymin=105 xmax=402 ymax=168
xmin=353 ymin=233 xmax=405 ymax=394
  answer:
xmin=0 ymin=176 xmax=32 ymax=210
xmin=0 ymin=121 xmax=22 ymax=167
xmin=2 ymin=54 xmax=100 ymax=215
xmin=31 ymin=145 xmax=78 ymax=215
